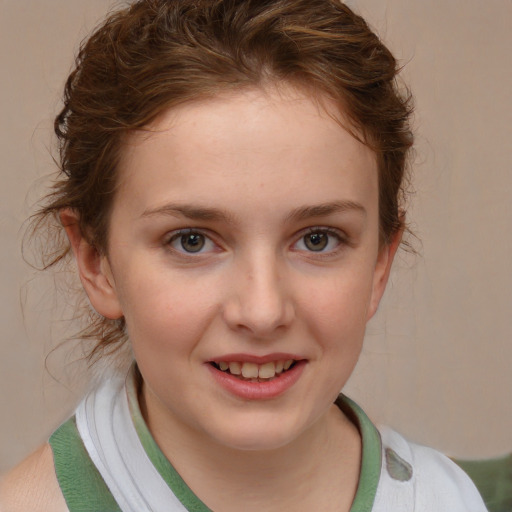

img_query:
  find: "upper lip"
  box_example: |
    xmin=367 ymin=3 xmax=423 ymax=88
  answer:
xmin=208 ymin=353 xmax=305 ymax=364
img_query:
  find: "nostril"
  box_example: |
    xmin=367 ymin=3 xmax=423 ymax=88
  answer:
xmin=223 ymin=301 xmax=294 ymax=337
xmin=221 ymin=272 xmax=295 ymax=336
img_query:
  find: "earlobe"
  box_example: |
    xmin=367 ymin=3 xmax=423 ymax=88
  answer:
xmin=367 ymin=227 xmax=403 ymax=320
xmin=60 ymin=209 xmax=123 ymax=320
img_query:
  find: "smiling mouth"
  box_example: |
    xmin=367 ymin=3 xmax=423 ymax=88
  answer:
xmin=210 ymin=359 xmax=297 ymax=382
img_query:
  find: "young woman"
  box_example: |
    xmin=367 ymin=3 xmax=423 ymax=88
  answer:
xmin=0 ymin=1 xmax=487 ymax=510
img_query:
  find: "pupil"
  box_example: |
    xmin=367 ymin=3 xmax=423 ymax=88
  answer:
xmin=181 ymin=233 xmax=205 ymax=253
xmin=305 ymin=233 xmax=328 ymax=251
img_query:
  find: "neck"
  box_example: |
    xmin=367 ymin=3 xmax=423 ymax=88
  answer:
xmin=140 ymin=385 xmax=361 ymax=512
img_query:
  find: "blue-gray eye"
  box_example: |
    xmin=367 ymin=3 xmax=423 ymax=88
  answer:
xmin=293 ymin=229 xmax=342 ymax=253
xmin=180 ymin=233 xmax=205 ymax=253
xmin=168 ymin=231 xmax=215 ymax=254
xmin=304 ymin=232 xmax=329 ymax=251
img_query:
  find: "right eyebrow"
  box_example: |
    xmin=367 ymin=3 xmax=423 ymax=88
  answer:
xmin=140 ymin=203 xmax=237 ymax=224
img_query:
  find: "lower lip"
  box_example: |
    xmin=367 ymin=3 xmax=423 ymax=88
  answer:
xmin=207 ymin=361 xmax=306 ymax=400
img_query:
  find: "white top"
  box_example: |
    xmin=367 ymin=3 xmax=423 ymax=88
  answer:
xmin=71 ymin=368 xmax=488 ymax=512
xmin=374 ymin=426 xmax=487 ymax=511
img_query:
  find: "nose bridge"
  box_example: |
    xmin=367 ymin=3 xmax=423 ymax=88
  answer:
xmin=224 ymin=245 xmax=293 ymax=336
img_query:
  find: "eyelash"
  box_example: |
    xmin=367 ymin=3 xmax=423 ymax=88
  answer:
xmin=165 ymin=228 xmax=218 ymax=256
xmin=164 ymin=227 xmax=348 ymax=257
xmin=291 ymin=227 xmax=347 ymax=256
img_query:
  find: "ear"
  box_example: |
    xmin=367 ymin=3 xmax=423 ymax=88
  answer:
xmin=366 ymin=227 xmax=403 ymax=320
xmin=60 ymin=209 xmax=123 ymax=319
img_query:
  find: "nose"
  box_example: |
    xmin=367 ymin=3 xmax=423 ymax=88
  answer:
xmin=222 ymin=251 xmax=295 ymax=338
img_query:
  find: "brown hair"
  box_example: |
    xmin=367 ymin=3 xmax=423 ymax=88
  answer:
xmin=33 ymin=0 xmax=413 ymax=361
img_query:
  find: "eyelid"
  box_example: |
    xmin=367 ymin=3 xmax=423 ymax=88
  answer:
xmin=162 ymin=225 xmax=350 ymax=258
xmin=300 ymin=226 xmax=346 ymax=238
xmin=164 ymin=227 xmax=220 ymax=255
xmin=291 ymin=226 xmax=349 ymax=254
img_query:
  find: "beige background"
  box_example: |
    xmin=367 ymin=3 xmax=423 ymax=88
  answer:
xmin=1 ymin=0 xmax=511 ymax=472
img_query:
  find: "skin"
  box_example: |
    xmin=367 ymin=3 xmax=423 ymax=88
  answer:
xmin=1 ymin=86 xmax=401 ymax=511
xmin=0 ymin=444 xmax=68 ymax=512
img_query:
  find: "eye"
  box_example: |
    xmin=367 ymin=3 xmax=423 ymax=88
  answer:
xmin=293 ymin=228 xmax=343 ymax=253
xmin=167 ymin=229 xmax=216 ymax=254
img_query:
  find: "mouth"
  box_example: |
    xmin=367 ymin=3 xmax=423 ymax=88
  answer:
xmin=209 ymin=359 xmax=298 ymax=382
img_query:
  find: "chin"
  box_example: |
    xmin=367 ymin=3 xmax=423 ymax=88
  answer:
xmin=204 ymin=416 xmax=307 ymax=453
xmin=218 ymin=433 xmax=298 ymax=452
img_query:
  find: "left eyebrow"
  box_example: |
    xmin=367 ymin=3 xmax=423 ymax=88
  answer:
xmin=286 ymin=201 xmax=367 ymax=222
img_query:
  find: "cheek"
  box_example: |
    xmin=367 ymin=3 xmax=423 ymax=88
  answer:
xmin=118 ymin=269 xmax=221 ymax=354
xmin=298 ymin=266 xmax=376 ymax=344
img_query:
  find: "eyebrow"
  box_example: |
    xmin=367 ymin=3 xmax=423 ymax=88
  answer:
xmin=286 ymin=201 xmax=367 ymax=222
xmin=141 ymin=204 xmax=237 ymax=223
xmin=141 ymin=200 xmax=366 ymax=223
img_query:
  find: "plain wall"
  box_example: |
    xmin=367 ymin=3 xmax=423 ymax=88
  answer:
xmin=1 ymin=0 xmax=511 ymax=472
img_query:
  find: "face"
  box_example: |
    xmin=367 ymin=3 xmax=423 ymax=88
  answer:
xmin=75 ymin=87 xmax=397 ymax=452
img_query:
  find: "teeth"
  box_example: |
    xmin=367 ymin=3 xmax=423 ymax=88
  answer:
xmin=258 ymin=362 xmax=276 ymax=379
xmin=216 ymin=359 xmax=297 ymax=379
xmin=229 ymin=361 xmax=242 ymax=375
xmin=283 ymin=359 xmax=294 ymax=370
xmin=241 ymin=362 xmax=259 ymax=379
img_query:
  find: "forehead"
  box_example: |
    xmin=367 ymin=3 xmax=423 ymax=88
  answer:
xmin=115 ymin=86 xmax=378 ymax=219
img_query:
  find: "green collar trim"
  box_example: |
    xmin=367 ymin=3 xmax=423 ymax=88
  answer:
xmin=336 ymin=395 xmax=382 ymax=512
xmin=126 ymin=367 xmax=211 ymax=511
xmin=127 ymin=367 xmax=382 ymax=512
xmin=50 ymin=417 xmax=121 ymax=511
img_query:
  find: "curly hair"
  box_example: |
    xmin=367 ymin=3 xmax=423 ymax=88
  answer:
xmin=32 ymin=0 xmax=414 ymax=361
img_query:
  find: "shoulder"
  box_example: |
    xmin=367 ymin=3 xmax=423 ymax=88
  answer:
xmin=0 ymin=443 xmax=69 ymax=512
xmin=377 ymin=426 xmax=488 ymax=511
